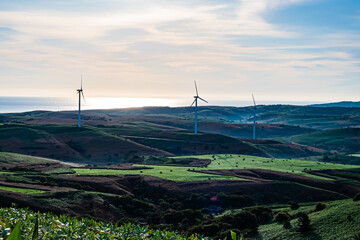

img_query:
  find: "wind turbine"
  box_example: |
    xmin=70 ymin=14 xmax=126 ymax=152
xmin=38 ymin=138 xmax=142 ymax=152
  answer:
xmin=190 ymin=81 xmax=208 ymax=135
xmin=252 ymin=94 xmax=256 ymax=140
xmin=77 ymin=75 xmax=85 ymax=127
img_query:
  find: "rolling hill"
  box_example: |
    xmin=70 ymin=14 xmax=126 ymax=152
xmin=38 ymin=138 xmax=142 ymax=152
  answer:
xmin=291 ymin=128 xmax=360 ymax=153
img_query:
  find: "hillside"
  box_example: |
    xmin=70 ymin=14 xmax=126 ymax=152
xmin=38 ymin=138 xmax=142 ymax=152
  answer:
xmin=0 ymin=123 xmax=322 ymax=164
xmin=291 ymin=128 xmax=360 ymax=153
xmin=4 ymin=104 xmax=360 ymax=130
xmin=258 ymin=198 xmax=360 ymax=240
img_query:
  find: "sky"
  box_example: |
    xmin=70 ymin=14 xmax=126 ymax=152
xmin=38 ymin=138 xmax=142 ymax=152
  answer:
xmin=0 ymin=0 xmax=359 ymax=107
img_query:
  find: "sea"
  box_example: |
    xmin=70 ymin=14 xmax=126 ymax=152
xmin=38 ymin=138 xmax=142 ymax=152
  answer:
xmin=0 ymin=97 xmax=320 ymax=114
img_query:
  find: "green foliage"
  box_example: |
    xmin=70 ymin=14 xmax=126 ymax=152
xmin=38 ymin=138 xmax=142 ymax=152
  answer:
xmin=32 ymin=214 xmax=39 ymax=240
xmin=7 ymin=222 xmax=21 ymax=240
xmin=0 ymin=207 xmax=208 ymax=239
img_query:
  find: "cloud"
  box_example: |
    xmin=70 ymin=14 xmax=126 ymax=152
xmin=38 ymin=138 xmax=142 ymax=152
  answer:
xmin=0 ymin=0 xmax=358 ymax=101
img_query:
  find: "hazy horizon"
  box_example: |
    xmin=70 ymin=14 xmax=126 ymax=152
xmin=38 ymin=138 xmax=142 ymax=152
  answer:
xmin=0 ymin=0 xmax=359 ymax=102
xmin=0 ymin=96 xmax=354 ymax=113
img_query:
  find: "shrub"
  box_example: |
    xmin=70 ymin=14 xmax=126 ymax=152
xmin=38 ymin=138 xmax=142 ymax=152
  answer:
xmin=247 ymin=207 xmax=273 ymax=224
xmin=273 ymin=212 xmax=290 ymax=223
xmin=353 ymin=193 xmax=360 ymax=201
xmin=314 ymin=202 xmax=326 ymax=212
xmin=297 ymin=212 xmax=311 ymax=232
xmin=289 ymin=202 xmax=300 ymax=210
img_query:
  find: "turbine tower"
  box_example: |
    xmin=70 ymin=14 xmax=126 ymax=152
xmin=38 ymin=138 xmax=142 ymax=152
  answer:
xmin=77 ymin=75 xmax=85 ymax=127
xmin=252 ymin=94 xmax=256 ymax=140
xmin=190 ymin=81 xmax=208 ymax=135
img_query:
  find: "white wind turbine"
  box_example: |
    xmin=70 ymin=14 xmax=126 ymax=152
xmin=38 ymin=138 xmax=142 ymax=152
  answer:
xmin=190 ymin=81 xmax=208 ymax=135
xmin=77 ymin=75 xmax=86 ymax=127
xmin=252 ymin=94 xmax=256 ymax=140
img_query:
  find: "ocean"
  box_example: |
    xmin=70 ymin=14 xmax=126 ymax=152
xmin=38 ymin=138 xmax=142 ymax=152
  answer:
xmin=0 ymin=97 xmax=319 ymax=113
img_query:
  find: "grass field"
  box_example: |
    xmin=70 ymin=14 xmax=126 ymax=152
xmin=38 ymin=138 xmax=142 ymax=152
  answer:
xmin=0 ymin=171 xmax=15 ymax=175
xmin=257 ymin=199 xmax=360 ymax=240
xmin=350 ymin=154 xmax=360 ymax=158
xmin=174 ymin=154 xmax=358 ymax=179
xmin=0 ymin=185 xmax=45 ymax=194
xmin=74 ymin=154 xmax=359 ymax=181
xmin=73 ymin=166 xmax=244 ymax=181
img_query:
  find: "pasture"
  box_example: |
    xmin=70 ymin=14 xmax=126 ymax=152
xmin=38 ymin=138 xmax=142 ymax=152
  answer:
xmin=176 ymin=154 xmax=359 ymax=179
xmin=73 ymin=166 xmax=243 ymax=181
xmin=74 ymin=154 xmax=359 ymax=180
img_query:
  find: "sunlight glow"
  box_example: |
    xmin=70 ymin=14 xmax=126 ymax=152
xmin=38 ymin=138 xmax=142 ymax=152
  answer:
xmin=83 ymin=97 xmax=178 ymax=109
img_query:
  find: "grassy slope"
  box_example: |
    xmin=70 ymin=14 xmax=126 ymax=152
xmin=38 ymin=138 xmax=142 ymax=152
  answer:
xmin=292 ymin=128 xmax=360 ymax=153
xmin=0 ymin=185 xmax=44 ymax=194
xmin=74 ymin=154 xmax=359 ymax=180
xmin=0 ymin=152 xmax=51 ymax=165
xmin=258 ymin=199 xmax=360 ymax=240
xmin=0 ymin=124 xmax=168 ymax=163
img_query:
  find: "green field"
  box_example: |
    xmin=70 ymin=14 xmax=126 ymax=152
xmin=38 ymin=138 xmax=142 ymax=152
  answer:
xmin=0 ymin=171 xmax=15 ymax=175
xmin=74 ymin=154 xmax=359 ymax=181
xmin=73 ymin=165 xmax=243 ymax=181
xmin=258 ymin=199 xmax=360 ymax=240
xmin=174 ymin=154 xmax=358 ymax=179
xmin=0 ymin=185 xmax=45 ymax=194
xmin=350 ymin=154 xmax=360 ymax=158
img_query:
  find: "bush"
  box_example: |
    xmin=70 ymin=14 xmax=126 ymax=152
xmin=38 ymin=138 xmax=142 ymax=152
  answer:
xmin=314 ymin=202 xmax=326 ymax=212
xmin=297 ymin=212 xmax=311 ymax=232
xmin=289 ymin=202 xmax=300 ymax=210
xmin=273 ymin=212 xmax=290 ymax=223
xmin=247 ymin=207 xmax=273 ymax=224
xmin=353 ymin=193 xmax=360 ymax=202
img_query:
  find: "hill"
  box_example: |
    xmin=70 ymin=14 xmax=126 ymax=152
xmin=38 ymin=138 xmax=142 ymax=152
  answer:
xmin=291 ymin=128 xmax=360 ymax=153
xmin=310 ymin=101 xmax=360 ymax=108
xmin=257 ymin=198 xmax=360 ymax=240
xmin=0 ymin=123 xmax=322 ymax=164
xmin=4 ymin=104 xmax=360 ymax=130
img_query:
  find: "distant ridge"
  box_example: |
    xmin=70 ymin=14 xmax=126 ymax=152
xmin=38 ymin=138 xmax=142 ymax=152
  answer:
xmin=309 ymin=101 xmax=360 ymax=108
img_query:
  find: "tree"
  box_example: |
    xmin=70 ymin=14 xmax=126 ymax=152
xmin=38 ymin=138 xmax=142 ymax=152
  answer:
xmin=297 ymin=212 xmax=311 ymax=232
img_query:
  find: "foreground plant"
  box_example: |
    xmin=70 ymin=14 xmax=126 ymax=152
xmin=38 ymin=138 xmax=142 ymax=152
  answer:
xmin=0 ymin=206 xmax=209 ymax=239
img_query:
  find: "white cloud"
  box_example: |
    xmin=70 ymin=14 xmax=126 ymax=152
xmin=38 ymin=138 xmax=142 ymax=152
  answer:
xmin=0 ymin=0 xmax=358 ymax=101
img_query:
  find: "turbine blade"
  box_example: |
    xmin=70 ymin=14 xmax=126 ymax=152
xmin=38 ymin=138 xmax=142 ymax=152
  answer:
xmin=194 ymin=80 xmax=198 ymax=96
xmin=81 ymin=91 xmax=86 ymax=103
xmin=190 ymin=99 xmax=196 ymax=107
xmin=81 ymin=74 xmax=83 ymax=90
xmin=252 ymin=94 xmax=256 ymax=107
xmin=198 ymin=97 xmax=208 ymax=103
